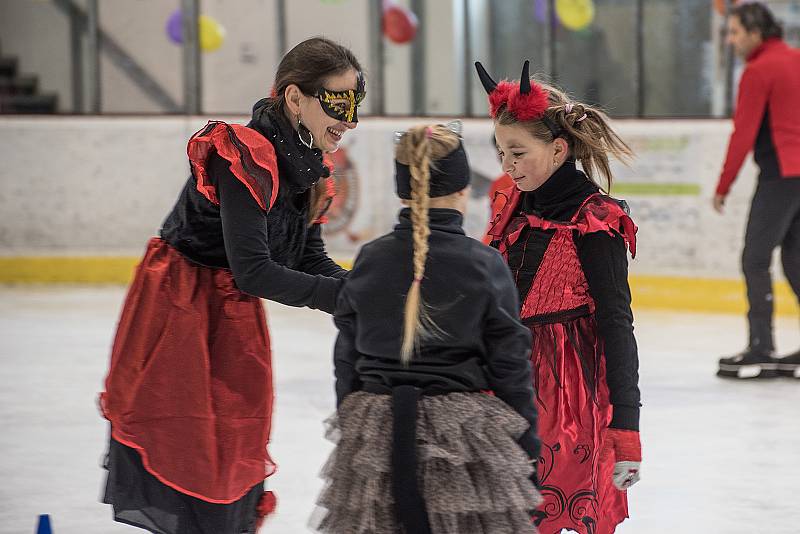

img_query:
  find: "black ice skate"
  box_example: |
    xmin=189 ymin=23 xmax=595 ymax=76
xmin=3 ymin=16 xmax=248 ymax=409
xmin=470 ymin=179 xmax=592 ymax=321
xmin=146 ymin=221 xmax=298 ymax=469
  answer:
xmin=776 ymin=350 xmax=800 ymax=378
xmin=717 ymin=348 xmax=778 ymax=379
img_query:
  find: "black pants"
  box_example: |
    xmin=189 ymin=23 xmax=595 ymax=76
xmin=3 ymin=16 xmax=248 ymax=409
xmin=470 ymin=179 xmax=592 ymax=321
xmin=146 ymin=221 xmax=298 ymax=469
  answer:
xmin=742 ymin=178 xmax=800 ymax=352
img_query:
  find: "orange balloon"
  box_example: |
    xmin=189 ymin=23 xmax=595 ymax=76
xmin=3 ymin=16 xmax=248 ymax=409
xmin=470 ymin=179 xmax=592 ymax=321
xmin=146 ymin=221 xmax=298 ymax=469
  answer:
xmin=383 ymin=4 xmax=418 ymax=44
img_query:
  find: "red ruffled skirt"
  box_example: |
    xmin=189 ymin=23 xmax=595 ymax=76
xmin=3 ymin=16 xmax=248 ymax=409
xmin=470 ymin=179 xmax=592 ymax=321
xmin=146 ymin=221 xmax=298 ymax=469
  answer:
xmin=100 ymin=238 xmax=276 ymax=513
xmin=528 ymin=314 xmax=628 ymax=534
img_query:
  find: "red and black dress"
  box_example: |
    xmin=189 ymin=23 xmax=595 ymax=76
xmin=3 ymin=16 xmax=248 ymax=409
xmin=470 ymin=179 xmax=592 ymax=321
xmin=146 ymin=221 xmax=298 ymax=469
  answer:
xmin=100 ymin=98 xmax=344 ymax=534
xmin=486 ymin=160 xmax=640 ymax=534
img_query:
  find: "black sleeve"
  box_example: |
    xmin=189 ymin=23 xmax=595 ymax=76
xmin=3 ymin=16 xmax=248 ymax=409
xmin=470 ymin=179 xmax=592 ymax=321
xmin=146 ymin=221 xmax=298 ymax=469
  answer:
xmin=213 ymin=154 xmax=342 ymax=314
xmin=332 ymin=281 xmax=363 ymax=406
xmin=576 ymin=231 xmax=641 ymax=431
xmin=296 ymin=223 xmax=348 ymax=278
xmin=482 ymin=251 xmax=540 ymax=462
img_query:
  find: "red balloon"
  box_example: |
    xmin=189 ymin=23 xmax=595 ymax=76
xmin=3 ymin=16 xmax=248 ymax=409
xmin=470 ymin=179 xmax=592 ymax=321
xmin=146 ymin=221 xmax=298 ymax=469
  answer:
xmin=714 ymin=0 xmax=740 ymax=16
xmin=383 ymin=4 xmax=418 ymax=44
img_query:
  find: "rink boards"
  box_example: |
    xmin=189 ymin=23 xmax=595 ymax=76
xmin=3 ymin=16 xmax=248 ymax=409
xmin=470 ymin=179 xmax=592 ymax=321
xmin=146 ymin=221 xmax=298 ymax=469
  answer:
xmin=1 ymin=116 xmax=796 ymax=316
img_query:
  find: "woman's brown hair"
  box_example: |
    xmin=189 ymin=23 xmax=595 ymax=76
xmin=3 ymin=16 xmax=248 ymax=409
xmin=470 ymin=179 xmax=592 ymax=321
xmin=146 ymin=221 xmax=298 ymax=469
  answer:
xmin=268 ymin=37 xmax=362 ymax=116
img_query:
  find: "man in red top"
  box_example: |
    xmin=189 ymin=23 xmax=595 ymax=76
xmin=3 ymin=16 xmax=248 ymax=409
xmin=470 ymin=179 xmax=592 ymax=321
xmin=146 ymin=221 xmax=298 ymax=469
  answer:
xmin=715 ymin=2 xmax=800 ymax=380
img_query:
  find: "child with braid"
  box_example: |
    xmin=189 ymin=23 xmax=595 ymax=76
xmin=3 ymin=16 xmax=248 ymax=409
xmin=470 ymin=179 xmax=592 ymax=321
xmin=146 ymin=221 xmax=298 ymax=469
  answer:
xmin=312 ymin=122 xmax=542 ymax=534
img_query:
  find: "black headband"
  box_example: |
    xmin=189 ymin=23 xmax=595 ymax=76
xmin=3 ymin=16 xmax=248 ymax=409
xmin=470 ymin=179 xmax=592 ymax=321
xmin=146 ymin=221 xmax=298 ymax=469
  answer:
xmin=542 ymin=116 xmax=562 ymax=138
xmin=395 ymin=141 xmax=470 ymax=200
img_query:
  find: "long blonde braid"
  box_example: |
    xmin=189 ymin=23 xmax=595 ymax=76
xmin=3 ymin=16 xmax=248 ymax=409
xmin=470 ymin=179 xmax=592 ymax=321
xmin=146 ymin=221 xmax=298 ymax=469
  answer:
xmin=395 ymin=125 xmax=460 ymax=365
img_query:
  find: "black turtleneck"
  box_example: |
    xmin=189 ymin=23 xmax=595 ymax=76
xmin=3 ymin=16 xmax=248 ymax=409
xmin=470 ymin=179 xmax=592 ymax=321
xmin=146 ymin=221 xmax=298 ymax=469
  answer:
xmin=334 ymin=208 xmax=540 ymax=459
xmin=507 ymin=161 xmax=641 ymax=431
xmin=519 ymin=159 xmax=600 ymax=220
xmin=160 ymin=100 xmax=346 ymax=314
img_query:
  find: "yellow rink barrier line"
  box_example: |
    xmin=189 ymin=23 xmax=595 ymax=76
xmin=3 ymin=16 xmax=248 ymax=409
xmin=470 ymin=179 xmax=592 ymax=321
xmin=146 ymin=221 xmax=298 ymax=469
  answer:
xmin=630 ymin=275 xmax=799 ymax=316
xmin=612 ymin=183 xmax=701 ymax=196
xmin=1 ymin=256 xmax=798 ymax=317
xmin=0 ymin=256 xmax=141 ymax=285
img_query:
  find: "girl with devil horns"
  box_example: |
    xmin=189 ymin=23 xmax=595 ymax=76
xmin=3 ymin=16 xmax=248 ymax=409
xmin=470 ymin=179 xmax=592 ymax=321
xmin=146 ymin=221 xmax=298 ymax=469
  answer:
xmin=99 ymin=38 xmax=364 ymax=534
xmin=313 ymin=122 xmax=542 ymax=534
xmin=476 ymin=60 xmax=642 ymax=534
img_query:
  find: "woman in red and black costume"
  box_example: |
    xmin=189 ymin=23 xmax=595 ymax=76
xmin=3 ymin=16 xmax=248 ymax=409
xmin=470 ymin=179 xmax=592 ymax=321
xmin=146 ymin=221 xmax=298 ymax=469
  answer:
xmin=99 ymin=37 xmax=365 ymax=534
xmin=475 ymin=61 xmax=642 ymax=534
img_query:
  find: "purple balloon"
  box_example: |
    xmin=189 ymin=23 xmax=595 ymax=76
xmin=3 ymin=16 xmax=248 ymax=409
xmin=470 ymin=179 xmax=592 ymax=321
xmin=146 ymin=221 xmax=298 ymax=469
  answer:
xmin=533 ymin=0 xmax=547 ymax=23
xmin=532 ymin=0 xmax=560 ymax=28
xmin=166 ymin=9 xmax=182 ymax=44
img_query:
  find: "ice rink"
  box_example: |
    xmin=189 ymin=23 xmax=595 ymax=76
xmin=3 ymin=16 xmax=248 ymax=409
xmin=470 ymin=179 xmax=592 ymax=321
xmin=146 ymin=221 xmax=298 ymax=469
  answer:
xmin=1 ymin=286 xmax=799 ymax=534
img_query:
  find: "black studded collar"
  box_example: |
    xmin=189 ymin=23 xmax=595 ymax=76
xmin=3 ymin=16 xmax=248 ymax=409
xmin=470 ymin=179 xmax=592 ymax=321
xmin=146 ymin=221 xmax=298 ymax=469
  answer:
xmin=248 ymin=98 xmax=330 ymax=194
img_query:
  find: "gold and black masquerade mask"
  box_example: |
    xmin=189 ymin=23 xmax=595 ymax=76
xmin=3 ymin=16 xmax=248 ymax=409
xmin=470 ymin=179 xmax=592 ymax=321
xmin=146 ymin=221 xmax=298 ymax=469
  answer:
xmin=316 ymin=72 xmax=366 ymax=123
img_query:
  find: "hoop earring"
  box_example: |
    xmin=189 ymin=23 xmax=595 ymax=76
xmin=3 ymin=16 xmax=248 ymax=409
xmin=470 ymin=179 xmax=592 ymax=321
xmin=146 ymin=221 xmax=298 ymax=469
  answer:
xmin=297 ymin=116 xmax=314 ymax=149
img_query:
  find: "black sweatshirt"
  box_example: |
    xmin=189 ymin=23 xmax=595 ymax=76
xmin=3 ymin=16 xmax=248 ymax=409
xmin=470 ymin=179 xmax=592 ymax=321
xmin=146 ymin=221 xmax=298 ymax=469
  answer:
xmin=160 ymin=104 xmax=346 ymax=313
xmin=508 ymin=161 xmax=641 ymax=431
xmin=333 ymin=208 xmax=539 ymax=458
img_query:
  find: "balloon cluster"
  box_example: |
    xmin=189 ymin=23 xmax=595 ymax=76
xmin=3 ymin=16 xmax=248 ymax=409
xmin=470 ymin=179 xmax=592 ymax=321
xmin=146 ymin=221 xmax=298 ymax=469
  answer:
xmin=166 ymin=10 xmax=226 ymax=52
xmin=165 ymin=0 xmax=602 ymax=51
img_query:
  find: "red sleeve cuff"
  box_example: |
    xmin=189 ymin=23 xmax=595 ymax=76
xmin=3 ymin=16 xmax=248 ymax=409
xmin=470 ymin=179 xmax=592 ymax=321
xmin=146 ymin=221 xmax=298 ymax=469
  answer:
xmin=715 ymin=178 xmax=731 ymax=196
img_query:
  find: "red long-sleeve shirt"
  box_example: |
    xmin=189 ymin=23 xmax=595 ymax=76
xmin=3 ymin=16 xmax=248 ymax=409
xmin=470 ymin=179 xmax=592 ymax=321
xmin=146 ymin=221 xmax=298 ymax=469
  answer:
xmin=716 ymin=39 xmax=800 ymax=196
xmin=482 ymin=173 xmax=514 ymax=244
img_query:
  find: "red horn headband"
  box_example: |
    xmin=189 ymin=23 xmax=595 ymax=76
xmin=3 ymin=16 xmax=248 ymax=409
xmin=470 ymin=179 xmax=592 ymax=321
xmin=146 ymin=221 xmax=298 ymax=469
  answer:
xmin=474 ymin=60 xmax=549 ymax=121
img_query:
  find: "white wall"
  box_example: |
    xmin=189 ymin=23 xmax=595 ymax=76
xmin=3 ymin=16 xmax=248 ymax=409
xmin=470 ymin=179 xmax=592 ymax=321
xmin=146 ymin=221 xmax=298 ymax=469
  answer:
xmin=383 ymin=0 xmax=412 ymax=115
xmin=424 ymin=0 xmax=461 ymax=115
xmin=201 ymin=0 xmax=279 ymax=114
xmin=0 ymin=115 xmax=760 ymax=280
xmin=97 ymin=0 xmax=183 ymax=113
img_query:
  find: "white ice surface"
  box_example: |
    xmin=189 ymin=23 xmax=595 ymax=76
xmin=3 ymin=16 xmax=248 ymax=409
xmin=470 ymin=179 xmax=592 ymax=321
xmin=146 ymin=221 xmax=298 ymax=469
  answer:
xmin=1 ymin=287 xmax=799 ymax=534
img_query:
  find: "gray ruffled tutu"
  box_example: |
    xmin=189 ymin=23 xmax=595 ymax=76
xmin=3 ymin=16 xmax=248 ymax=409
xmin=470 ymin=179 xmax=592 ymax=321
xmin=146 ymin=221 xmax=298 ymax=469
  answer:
xmin=312 ymin=390 xmax=541 ymax=533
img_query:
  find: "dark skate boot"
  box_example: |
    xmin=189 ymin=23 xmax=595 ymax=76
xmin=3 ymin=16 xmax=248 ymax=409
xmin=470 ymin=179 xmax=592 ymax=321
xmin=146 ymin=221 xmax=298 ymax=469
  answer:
xmin=717 ymin=348 xmax=778 ymax=379
xmin=776 ymin=350 xmax=800 ymax=378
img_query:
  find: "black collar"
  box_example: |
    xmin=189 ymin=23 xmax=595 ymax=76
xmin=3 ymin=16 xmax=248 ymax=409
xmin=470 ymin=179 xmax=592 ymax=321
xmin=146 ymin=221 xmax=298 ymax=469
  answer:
xmin=248 ymin=98 xmax=330 ymax=194
xmin=395 ymin=208 xmax=466 ymax=235
xmin=520 ymin=159 xmax=599 ymax=220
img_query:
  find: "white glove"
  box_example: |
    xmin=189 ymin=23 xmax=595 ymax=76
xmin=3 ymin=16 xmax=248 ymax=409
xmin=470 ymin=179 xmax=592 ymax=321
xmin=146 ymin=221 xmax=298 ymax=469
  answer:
xmin=612 ymin=460 xmax=641 ymax=490
xmin=601 ymin=428 xmax=642 ymax=490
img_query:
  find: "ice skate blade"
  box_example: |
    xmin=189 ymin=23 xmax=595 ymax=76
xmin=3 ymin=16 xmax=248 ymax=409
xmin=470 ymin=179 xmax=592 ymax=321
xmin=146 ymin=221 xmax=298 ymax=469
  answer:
xmin=717 ymin=364 xmax=778 ymax=379
xmin=776 ymin=364 xmax=800 ymax=378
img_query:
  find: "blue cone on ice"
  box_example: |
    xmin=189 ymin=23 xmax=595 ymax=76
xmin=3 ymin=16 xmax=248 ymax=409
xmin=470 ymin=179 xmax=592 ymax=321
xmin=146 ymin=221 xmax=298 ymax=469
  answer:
xmin=36 ymin=514 xmax=52 ymax=534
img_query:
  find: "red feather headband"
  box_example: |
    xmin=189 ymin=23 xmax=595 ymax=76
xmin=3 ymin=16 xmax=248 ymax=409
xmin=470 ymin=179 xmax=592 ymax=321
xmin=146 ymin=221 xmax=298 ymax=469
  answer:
xmin=475 ymin=60 xmax=549 ymax=121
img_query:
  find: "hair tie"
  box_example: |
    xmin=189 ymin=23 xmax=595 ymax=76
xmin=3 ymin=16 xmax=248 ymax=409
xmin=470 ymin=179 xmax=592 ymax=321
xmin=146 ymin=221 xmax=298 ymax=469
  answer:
xmin=565 ymin=103 xmax=574 ymax=113
xmin=414 ymin=276 xmax=423 ymax=282
xmin=576 ymin=113 xmax=588 ymax=123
